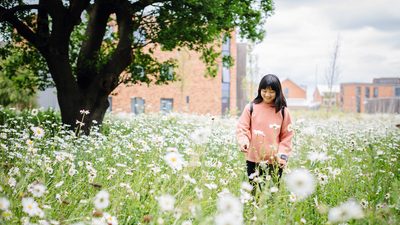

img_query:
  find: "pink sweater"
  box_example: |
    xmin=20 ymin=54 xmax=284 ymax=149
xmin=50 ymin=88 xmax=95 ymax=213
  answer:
xmin=236 ymin=102 xmax=294 ymax=163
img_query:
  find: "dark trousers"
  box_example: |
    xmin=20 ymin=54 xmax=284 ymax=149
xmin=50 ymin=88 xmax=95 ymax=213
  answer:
xmin=246 ymin=160 xmax=283 ymax=194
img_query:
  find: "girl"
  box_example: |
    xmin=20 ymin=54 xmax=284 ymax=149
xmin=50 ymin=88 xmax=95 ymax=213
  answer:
xmin=236 ymin=74 xmax=293 ymax=190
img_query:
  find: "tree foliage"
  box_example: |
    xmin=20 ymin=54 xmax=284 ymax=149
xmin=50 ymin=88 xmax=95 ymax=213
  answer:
xmin=0 ymin=0 xmax=274 ymax=132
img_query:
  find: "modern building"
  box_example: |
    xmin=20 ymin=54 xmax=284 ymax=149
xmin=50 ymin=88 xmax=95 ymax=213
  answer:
xmin=341 ymin=77 xmax=400 ymax=113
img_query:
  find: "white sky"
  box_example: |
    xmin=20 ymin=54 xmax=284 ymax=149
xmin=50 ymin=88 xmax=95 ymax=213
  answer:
xmin=248 ymin=0 xmax=400 ymax=97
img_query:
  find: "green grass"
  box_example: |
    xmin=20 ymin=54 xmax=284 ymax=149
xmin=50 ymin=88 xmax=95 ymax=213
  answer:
xmin=0 ymin=108 xmax=399 ymax=224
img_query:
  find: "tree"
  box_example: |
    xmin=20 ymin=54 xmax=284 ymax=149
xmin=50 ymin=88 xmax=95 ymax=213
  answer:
xmin=0 ymin=0 xmax=274 ymax=133
xmin=325 ymin=34 xmax=340 ymax=112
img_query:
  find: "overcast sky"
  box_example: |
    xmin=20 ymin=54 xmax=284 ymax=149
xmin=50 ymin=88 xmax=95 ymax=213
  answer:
xmin=249 ymin=0 xmax=400 ymax=94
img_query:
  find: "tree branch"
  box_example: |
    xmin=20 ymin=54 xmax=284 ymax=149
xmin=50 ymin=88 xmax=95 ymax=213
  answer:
xmin=0 ymin=6 xmax=45 ymax=53
xmin=68 ymin=0 xmax=90 ymax=26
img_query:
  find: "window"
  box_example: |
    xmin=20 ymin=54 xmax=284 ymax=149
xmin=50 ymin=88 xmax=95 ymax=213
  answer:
xmin=186 ymin=96 xmax=190 ymax=104
xmin=160 ymin=98 xmax=173 ymax=113
xmin=222 ymin=66 xmax=230 ymax=83
xmin=395 ymin=87 xmax=400 ymax=97
xmin=107 ymin=96 xmax=112 ymax=112
xmin=373 ymin=87 xmax=379 ymax=97
xmin=161 ymin=65 xmax=174 ymax=81
xmin=365 ymin=87 xmax=370 ymax=98
xmin=131 ymin=97 xmax=145 ymax=114
xmin=356 ymin=86 xmax=361 ymax=96
xmin=222 ymin=83 xmax=230 ymax=114
xmin=222 ymin=37 xmax=230 ymax=54
xmin=284 ymin=88 xmax=289 ymax=96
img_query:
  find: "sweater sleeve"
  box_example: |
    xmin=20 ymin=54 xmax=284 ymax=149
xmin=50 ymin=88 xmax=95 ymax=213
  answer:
xmin=278 ymin=107 xmax=294 ymax=156
xmin=236 ymin=104 xmax=251 ymax=146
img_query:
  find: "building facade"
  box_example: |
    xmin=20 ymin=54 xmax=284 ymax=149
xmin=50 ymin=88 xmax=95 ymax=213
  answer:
xmin=340 ymin=78 xmax=400 ymax=113
xmin=313 ymin=85 xmax=341 ymax=109
xmin=110 ymin=35 xmax=237 ymax=115
xmin=281 ymin=78 xmax=309 ymax=109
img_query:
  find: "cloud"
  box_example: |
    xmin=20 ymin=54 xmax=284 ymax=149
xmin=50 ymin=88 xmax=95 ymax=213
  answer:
xmin=250 ymin=0 xmax=400 ymax=92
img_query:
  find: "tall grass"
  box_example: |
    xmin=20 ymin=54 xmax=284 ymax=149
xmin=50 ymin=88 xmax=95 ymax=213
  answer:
xmin=0 ymin=108 xmax=399 ymax=224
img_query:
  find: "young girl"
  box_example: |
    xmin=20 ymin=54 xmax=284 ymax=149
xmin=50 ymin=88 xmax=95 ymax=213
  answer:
xmin=236 ymin=74 xmax=293 ymax=190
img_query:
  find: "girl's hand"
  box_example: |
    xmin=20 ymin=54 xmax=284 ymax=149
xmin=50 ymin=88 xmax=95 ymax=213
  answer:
xmin=278 ymin=158 xmax=287 ymax=168
xmin=239 ymin=140 xmax=249 ymax=153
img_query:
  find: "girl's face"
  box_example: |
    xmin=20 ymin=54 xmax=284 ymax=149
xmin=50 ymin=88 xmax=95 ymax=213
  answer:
xmin=261 ymin=87 xmax=276 ymax=104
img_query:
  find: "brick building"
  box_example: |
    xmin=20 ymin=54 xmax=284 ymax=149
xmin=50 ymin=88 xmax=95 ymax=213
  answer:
xmin=281 ymin=78 xmax=309 ymax=109
xmin=313 ymin=85 xmax=341 ymax=108
xmin=110 ymin=35 xmax=237 ymax=115
xmin=340 ymin=77 xmax=400 ymax=113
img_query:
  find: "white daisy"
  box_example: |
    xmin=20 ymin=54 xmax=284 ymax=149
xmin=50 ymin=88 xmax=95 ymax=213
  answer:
xmin=164 ymin=152 xmax=185 ymax=171
xmin=31 ymin=126 xmax=45 ymax=139
xmin=157 ymin=194 xmax=175 ymax=212
xmin=284 ymin=168 xmax=316 ymax=200
xmin=253 ymin=130 xmax=265 ymax=136
xmin=328 ymin=199 xmax=364 ymax=223
xmin=269 ymin=123 xmax=281 ymax=130
xmin=22 ymin=197 xmax=43 ymax=217
xmin=103 ymin=212 xmax=118 ymax=225
xmin=28 ymin=183 xmax=46 ymax=198
xmin=93 ymin=190 xmax=110 ymax=210
xmin=217 ymin=193 xmax=243 ymax=216
xmin=0 ymin=197 xmax=10 ymax=210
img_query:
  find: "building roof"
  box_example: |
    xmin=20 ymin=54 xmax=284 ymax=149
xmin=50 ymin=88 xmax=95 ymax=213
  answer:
xmin=281 ymin=78 xmax=307 ymax=91
xmin=316 ymin=85 xmax=340 ymax=94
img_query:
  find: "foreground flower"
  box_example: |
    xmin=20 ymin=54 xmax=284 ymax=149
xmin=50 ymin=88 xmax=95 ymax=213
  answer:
xmin=164 ymin=152 xmax=185 ymax=171
xmin=284 ymin=168 xmax=316 ymax=200
xmin=157 ymin=194 xmax=175 ymax=212
xmin=0 ymin=197 xmax=10 ymax=210
xmin=328 ymin=199 xmax=364 ymax=223
xmin=217 ymin=193 xmax=243 ymax=216
xmin=93 ymin=190 xmax=110 ymax=210
xmin=22 ymin=197 xmax=44 ymax=217
xmin=30 ymin=126 xmax=45 ymax=139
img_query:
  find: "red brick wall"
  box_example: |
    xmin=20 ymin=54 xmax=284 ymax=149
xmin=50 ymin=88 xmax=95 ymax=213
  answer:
xmin=111 ymin=33 xmax=237 ymax=116
xmin=341 ymin=83 xmax=395 ymax=113
xmin=281 ymin=79 xmax=306 ymax=99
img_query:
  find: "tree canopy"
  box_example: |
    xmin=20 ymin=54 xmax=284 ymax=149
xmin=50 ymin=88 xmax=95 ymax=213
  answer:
xmin=0 ymin=0 xmax=274 ymax=133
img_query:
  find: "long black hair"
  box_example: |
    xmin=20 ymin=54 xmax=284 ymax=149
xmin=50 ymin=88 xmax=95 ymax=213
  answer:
xmin=253 ymin=74 xmax=287 ymax=113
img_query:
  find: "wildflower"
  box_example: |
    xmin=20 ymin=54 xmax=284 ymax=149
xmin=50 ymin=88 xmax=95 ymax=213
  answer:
xmin=328 ymin=199 xmax=364 ymax=223
xmin=91 ymin=217 xmax=107 ymax=225
xmin=190 ymin=128 xmax=211 ymax=145
xmin=183 ymin=174 xmax=197 ymax=184
xmin=270 ymin=186 xmax=279 ymax=193
xmin=215 ymin=212 xmax=243 ymax=225
xmin=8 ymin=177 xmax=16 ymax=187
xmin=31 ymin=126 xmax=45 ymax=139
xmin=241 ymin=182 xmax=253 ymax=192
xmin=194 ymin=187 xmax=203 ymax=199
xmin=31 ymin=109 xmax=39 ymax=116
xmin=103 ymin=212 xmax=118 ymax=225
xmin=217 ymin=192 xmax=243 ymax=216
xmin=28 ymin=183 xmax=46 ymax=198
xmin=54 ymin=181 xmax=64 ymax=188
xmin=360 ymin=199 xmax=368 ymax=209
xmin=300 ymin=218 xmax=306 ymax=224
xmin=308 ymin=151 xmax=328 ymax=162
xmin=26 ymin=139 xmax=34 ymax=147
xmin=80 ymin=109 xmax=90 ymax=115
xmin=22 ymin=197 xmax=44 ymax=217
xmin=157 ymin=194 xmax=175 ymax=212
xmin=93 ymin=190 xmax=110 ymax=210
xmin=1 ymin=210 xmax=12 ymax=220
xmin=289 ymin=192 xmax=297 ymax=202
xmin=253 ymin=130 xmax=265 ymax=136
xmin=0 ymin=197 xmax=10 ymax=210
xmin=164 ymin=152 xmax=185 ymax=171
xmin=182 ymin=220 xmax=192 ymax=225
xmin=205 ymin=183 xmax=218 ymax=190
xmin=284 ymin=168 xmax=316 ymax=200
